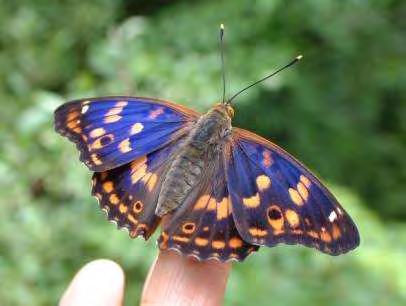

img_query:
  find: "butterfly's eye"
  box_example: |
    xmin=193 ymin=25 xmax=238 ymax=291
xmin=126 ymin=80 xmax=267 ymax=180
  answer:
xmin=226 ymin=105 xmax=235 ymax=118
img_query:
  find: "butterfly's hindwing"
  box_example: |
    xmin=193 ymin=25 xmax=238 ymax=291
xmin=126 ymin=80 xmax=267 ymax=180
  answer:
xmin=91 ymin=136 xmax=187 ymax=239
xmin=158 ymin=146 xmax=258 ymax=262
xmin=226 ymin=128 xmax=360 ymax=255
xmin=54 ymin=96 xmax=199 ymax=171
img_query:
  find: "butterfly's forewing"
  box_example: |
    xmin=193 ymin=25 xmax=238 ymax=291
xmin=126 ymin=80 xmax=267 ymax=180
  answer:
xmin=91 ymin=135 xmax=189 ymax=239
xmin=54 ymin=96 xmax=199 ymax=171
xmin=226 ymin=128 xmax=360 ymax=255
xmin=158 ymin=145 xmax=258 ymax=262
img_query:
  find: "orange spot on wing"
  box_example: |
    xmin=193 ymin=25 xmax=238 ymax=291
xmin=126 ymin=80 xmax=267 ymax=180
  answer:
xmin=118 ymin=138 xmax=131 ymax=153
xmin=66 ymin=121 xmax=77 ymax=130
xmin=72 ymin=126 xmax=82 ymax=133
xmin=256 ymin=175 xmax=271 ymax=191
xmin=149 ymin=107 xmax=164 ymax=119
xmin=285 ymin=209 xmax=300 ymax=228
xmin=332 ymin=224 xmax=341 ymax=239
xmin=119 ymin=204 xmax=128 ymax=213
xmin=242 ymin=193 xmax=260 ymax=208
xmin=249 ymin=227 xmax=268 ymax=237
xmin=216 ymin=197 xmax=230 ymax=220
xmin=131 ymin=122 xmax=144 ymax=135
xmin=262 ymin=150 xmax=273 ymax=167
xmin=229 ymin=237 xmax=243 ymax=248
xmin=66 ymin=111 xmax=79 ymax=122
xmin=297 ymin=182 xmax=309 ymax=201
xmin=300 ymin=175 xmax=311 ymax=188
xmin=289 ymin=188 xmax=304 ymax=206
xmin=109 ymin=194 xmax=120 ymax=205
xmin=103 ymin=181 xmax=114 ymax=193
xmin=66 ymin=111 xmax=80 ymax=132
xmin=195 ymin=237 xmax=209 ymax=247
xmin=131 ymin=164 xmax=147 ymax=184
xmin=172 ymin=235 xmax=189 ymax=243
xmin=207 ymin=198 xmax=217 ymax=211
xmin=131 ymin=156 xmax=147 ymax=171
xmin=89 ymin=128 xmax=106 ymax=138
xmin=130 ymin=157 xmax=147 ymax=183
xmin=146 ymin=173 xmax=158 ymax=192
xmin=212 ymin=240 xmax=226 ymax=249
xmin=104 ymin=115 xmax=122 ymax=123
xmin=320 ymin=229 xmax=332 ymax=243
xmin=91 ymin=153 xmax=102 ymax=165
xmin=194 ymin=194 xmax=210 ymax=210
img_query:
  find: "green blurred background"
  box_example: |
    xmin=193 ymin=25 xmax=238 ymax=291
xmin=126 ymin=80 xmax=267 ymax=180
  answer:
xmin=1 ymin=0 xmax=405 ymax=305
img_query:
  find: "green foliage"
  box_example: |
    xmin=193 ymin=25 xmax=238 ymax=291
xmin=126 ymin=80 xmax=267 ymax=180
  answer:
xmin=0 ymin=0 xmax=405 ymax=305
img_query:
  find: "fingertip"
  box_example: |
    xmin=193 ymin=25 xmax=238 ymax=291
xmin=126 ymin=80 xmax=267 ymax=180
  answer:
xmin=141 ymin=251 xmax=231 ymax=306
xmin=59 ymin=259 xmax=125 ymax=306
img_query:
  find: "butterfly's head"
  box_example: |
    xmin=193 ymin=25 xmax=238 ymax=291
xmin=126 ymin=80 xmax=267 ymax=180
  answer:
xmin=213 ymin=103 xmax=235 ymax=120
xmin=225 ymin=103 xmax=235 ymax=118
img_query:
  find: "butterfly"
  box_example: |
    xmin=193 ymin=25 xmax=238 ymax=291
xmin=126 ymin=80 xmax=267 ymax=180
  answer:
xmin=54 ymin=94 xmax=360 ymax=262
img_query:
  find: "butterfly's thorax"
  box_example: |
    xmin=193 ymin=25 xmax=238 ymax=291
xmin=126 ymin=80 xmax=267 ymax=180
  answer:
xmin=156 ymin=105 xmax=233 ymax=216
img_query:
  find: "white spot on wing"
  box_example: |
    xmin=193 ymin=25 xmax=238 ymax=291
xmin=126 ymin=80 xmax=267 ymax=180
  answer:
xmin=81 ymin=105 xmax=89 ymax=114
xmin=328 ymin=211 xmax=338 ymax=222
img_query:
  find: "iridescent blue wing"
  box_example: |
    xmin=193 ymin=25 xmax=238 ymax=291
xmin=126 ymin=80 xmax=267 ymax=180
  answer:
xmin=226 ymin=128 xmax=360 ymax=255
xmin=91 ymin=135 xmax=188 ymax=239
xmin=158 ymin=145 xmax=258 ymax=262
xmin=54 ymin=96 xmax=199 ymax=171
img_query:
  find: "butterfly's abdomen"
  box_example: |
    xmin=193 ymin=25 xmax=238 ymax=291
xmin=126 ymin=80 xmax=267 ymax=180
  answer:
xmin=156 ymin=144 xmax=205 ymax=216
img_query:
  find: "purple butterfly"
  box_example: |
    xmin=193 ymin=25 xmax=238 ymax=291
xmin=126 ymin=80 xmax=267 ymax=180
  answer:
xmin=54 ymin=26 xmax=359 ymax=262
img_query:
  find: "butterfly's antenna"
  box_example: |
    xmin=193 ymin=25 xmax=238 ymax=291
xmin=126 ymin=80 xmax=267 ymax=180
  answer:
xmin=219 ymin=23 xmax=227 ymax=104
xmin=227 ymin=55 xmax=303 ymax=104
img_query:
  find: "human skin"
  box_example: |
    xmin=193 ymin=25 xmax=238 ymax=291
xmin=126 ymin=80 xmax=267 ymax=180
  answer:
xmin=59 ymin=251 xmax=231 ymax=306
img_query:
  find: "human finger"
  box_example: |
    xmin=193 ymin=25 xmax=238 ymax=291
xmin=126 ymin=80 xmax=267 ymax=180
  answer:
xmin=141 ymin=250 xmax=231 ymax=306
xmin=59 ymin=259 xmax=125 ymax=306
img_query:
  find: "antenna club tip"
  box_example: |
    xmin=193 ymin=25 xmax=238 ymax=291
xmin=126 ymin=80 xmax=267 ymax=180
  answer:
xmin=296 ymin=54 xmax=303 ymax=60
xmin=220 ymin=23 xmax=225 ymax=30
